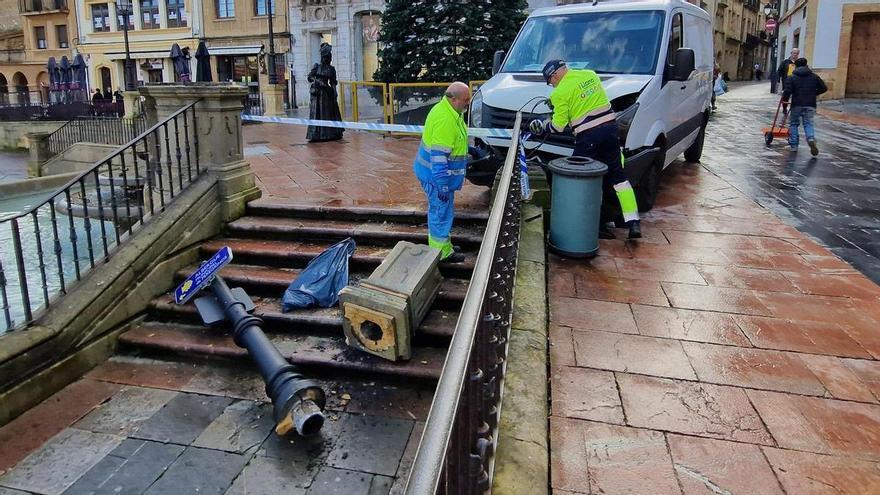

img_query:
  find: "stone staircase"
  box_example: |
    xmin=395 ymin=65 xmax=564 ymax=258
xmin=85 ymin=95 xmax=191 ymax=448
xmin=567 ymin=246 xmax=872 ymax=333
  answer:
xmin=112 ymin=202 xmax=487 ymax=440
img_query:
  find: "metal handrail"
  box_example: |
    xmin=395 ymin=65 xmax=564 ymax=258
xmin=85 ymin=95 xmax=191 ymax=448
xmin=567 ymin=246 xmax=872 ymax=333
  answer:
xmin=0 ymin=100 xmax=202 ymax=332
xmin=46 ymin=113 xmax=146 ymax=155
xmin=406 ymin=112 xmax=523 ymax=494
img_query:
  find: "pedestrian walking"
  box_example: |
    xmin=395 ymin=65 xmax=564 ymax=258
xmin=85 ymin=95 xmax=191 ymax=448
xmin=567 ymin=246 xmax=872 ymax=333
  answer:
xmin=412 ymin=82 xmax=471 ymax=263
xmin=782 ymin=57 xmax=827 ymax=156
xmin=529 ymin=60 xmax=641 ymax=239
xmin=776 ymin=48 xmax=800 ymax=97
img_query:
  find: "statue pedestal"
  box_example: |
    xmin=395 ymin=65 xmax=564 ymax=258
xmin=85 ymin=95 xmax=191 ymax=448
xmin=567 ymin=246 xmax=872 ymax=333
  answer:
xmin=263 ymin=85 xmax=286 ymax=117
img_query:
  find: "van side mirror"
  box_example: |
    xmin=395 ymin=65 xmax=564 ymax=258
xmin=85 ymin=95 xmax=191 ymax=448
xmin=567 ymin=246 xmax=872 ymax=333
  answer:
xmin=671 ymin=48 xmax=695 ymax=81
xmin=492 ymin=50 xmax=506 ymax=76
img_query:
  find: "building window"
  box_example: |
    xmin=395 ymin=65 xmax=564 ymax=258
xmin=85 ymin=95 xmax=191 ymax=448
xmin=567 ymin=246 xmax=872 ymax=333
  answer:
xmin=167 ymin=0 xmax=187 ymax=27
xmin=35 ymin=26 xmax=47 ymax=49
xmin=216 ymin=0 xmax=234 ymax=18
xmin=141 ymin=0 xmax=161 ymax=29
xmin=117 ymin=4 xmax=135 ymax=31
xmin=91 ymin=3 xmax=111 ymax=32
xmin=56 ymin=25 xmax=68 ymax=48
xmin=255 ymin=0 xmax=275 ymax=16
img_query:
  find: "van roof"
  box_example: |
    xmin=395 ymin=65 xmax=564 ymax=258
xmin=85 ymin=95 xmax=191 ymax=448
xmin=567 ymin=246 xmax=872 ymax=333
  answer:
xmin=532 ymin=0 xmax=709 ymax=19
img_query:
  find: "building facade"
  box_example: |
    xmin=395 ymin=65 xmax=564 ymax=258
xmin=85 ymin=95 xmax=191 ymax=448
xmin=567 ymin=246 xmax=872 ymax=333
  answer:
xmin=776 ymin=0 xmax=880 ymax=98
xmin=0 ymin=0 xmax=78 ymax=103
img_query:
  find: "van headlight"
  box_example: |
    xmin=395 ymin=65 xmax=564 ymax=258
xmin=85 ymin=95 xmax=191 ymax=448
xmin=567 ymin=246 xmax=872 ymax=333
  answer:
xmin=470 ymin=90 xmax=483 ymax=127
xmin=615 ymin=102 xmax=639 ymax=145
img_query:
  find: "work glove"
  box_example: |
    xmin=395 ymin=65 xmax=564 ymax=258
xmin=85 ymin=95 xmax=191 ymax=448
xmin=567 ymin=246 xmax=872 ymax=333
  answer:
xmin=529 ymin=119 xmax=548 ymax=136
xmin=438 ymin=188 xmax=450 ymax=202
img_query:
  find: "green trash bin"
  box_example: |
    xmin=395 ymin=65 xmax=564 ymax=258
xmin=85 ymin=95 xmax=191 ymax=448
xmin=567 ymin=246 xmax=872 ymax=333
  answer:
xmin=548 ymin=156 xmax=608 ymax=258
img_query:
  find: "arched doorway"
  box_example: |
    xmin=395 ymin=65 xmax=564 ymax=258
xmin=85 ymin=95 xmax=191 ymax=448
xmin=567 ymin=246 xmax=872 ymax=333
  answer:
xmin=36 ymin=71 xmax=49 ymax=104
xmin=0 ymin=73 xmax=8 ymax=105
xmin=12 ymin=72 xmax=29 ymax=104
xmin=99 ymin=67 xmax=112 ymax=94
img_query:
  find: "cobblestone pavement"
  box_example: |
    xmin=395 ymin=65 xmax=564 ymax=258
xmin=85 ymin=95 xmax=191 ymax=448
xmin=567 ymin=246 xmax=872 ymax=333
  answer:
xmin=704 ymin=82 xmax=880 ymax=283
xmin=549 ymin=83 xmax=880 ymax=493
xmin=241 ymin=122 xmax=491 ymax=211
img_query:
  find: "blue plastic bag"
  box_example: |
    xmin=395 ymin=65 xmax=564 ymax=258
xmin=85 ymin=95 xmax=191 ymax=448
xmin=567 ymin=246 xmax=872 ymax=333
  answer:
xmin=282 ymin=238 xmax=356 ymax=311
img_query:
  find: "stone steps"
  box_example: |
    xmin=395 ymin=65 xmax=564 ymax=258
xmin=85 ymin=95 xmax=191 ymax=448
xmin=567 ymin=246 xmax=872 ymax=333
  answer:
xmin=246 ymin=202 xmax=489 ymax=226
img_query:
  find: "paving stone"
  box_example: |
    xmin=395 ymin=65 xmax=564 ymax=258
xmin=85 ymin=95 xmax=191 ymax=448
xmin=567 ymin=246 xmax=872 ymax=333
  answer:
xmin=747 ymin=390 xmax=880 ymax=461
xmin=800 ymin=354 xmax=877 ymax=403
xmin=612 ymin=258 xmax=707 ymax=285
xmin=667 ymin=434 xmax=784 ymax=495
xmin=616 ymin=373 xmax=773 ymax=445
xmin=574 ymin=274 xmax=670 ymax=306
xmin=388 ymin=422 xmax=424 ymax=495
xmin=0 ymin=487 xmax=31 ymax=495
xmin=325 ymin=414 xmax=414 ymax=476
xmin=694 ymin=264 xmax=801 ymax=292
xmin=550 ymin=297 xmax=638 ymax=334
xmin=783 ymin=271 xmax=880 ymax=299
xmin=133 ymin=393 xmax=234 ymax=445
xmin=86 ymin=357 xmax=197 ymax=391
xmin=662 ymin=282 xmax=773 ymax=316
xmin=73 ymin=387 xmax=177 ymax=436
xmin=304 ymin=467 xmax=375 ymax=495
xmin=63 ymin=439 xmax=184 ymax=495
xmin=339 ymin=382 xmax=434 ymax=422
xmin=182 ymin=365 xmax=268 ymax=402
xmin=734 ymin=315 xmax=872 ymax=358
xmin=842 ymin=358 xmax=880 ymax=402
xmin=192 ymin=400 xmax=275 ymax=454
xmin=631 ymin=304 xmax=752 ymax=346
xmin=0 ymin=379 xmax=122 ymax=475
xmin=225 ymin=455 xmax=315 ymax=495
xmin=572 ymin=330 xmax=697 ymax=380
xmin=549 ymin=326 xmax=577 ymax=367
xmin=0 ymin=428 xmax=123 ymax=495
xmin=762 ymin=447 xmax=880 ymax=494
xmin=549 ymin=417 xmax=681 ymax=494
xmin=257 ymin=411 xmax=347 ymax=472
xmin=144 ymin=446 xmax=250 ymax=495
xmin=682 ymin=341 xmax=828 ymax=396
xmin=550 ymin=367 xmax=624 ymax=424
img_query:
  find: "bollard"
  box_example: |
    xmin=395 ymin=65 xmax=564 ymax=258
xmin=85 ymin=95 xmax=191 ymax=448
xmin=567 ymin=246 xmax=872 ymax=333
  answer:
xmin=547 ymin=156 xmax=608 ymax=258
xmin=208 ymin=276 xmax=326 ymax=436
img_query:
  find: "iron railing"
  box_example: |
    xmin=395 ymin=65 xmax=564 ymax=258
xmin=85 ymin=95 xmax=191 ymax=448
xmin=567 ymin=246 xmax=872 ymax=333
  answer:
xmin=0 ymin=100 xmax=202 ymax=332
xmin=242 ymin=93 xmax=264 ymax=116
xmin=406 ymin=113 xmax=523 ymax=494
xmin=0 ymin=101 xmax=109 ymax=121
xmin=47 ymin=114 xmax=147 ymax=155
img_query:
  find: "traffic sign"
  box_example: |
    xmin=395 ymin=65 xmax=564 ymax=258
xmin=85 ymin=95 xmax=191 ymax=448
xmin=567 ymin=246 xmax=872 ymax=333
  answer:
xmin=766 ymin=18 xmax=777 ymax=31
xmin=174 ymin=246 xmax=233 ymax=304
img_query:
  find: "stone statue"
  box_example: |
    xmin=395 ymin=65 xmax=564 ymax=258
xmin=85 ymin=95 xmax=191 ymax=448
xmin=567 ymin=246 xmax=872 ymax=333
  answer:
xmin=306 ymin=43 xmax=344 ymax=142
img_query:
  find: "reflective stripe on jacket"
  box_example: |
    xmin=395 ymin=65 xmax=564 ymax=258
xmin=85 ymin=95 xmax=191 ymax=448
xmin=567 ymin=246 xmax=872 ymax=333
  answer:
xmin=549 ymin=69 xmax=614 ymax=135
xmin=413 ymin=97 xmax=468 ymax=192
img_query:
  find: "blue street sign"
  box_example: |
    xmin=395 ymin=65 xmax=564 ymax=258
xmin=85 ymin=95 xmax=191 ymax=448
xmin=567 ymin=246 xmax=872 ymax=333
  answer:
xmin=174 ymin=246 xmax=233 ymax=304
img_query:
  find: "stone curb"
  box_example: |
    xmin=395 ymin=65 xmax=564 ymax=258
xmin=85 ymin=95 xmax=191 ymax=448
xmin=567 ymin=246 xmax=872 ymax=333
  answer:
xmin=492 ymin=202 xmax=548 ymax=495
xmin=0 ymin=173 xmax=80 ymax=200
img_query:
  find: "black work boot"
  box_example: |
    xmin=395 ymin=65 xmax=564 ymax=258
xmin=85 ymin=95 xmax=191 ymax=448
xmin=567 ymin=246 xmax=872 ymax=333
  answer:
xmin=599 ymin=223 xmax=616 ymax=239
xmin=441 ymin=251 xmax=466 ymax=264
xmin=627 ymin=220 xmax=642 ymax=240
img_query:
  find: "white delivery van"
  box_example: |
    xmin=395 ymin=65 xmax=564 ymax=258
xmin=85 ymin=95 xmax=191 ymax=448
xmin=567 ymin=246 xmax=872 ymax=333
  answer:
xmin=467 ymin=0 xmax=713 ymax=210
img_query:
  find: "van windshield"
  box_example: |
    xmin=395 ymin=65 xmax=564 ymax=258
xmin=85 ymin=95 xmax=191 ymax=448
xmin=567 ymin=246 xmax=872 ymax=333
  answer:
xmin=502 ymin=10 xmax=665 ymax=75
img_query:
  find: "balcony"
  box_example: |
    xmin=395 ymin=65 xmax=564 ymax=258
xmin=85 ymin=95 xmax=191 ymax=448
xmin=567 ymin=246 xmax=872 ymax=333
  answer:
xmin=19 ymin=0 xmax=67 ymax=14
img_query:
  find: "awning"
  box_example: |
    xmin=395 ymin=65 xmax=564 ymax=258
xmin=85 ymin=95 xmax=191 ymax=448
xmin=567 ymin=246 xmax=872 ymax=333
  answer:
xmin=106 ymin=50 xmax=174 ymax=61
xmin=207 ymin=45 xmax=263 ymax=56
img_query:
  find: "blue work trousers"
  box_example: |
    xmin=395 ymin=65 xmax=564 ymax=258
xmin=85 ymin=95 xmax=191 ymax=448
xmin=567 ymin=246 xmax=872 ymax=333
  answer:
xmin=419 ymin=180 xmax=455 ymax=258
xmin=789 ymin=106 xmax=816 ymax=147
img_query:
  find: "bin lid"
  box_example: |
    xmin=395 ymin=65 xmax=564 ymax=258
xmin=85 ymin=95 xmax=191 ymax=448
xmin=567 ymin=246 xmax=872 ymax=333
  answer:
xmin=548 ymin=156 xmax=608 ymax=177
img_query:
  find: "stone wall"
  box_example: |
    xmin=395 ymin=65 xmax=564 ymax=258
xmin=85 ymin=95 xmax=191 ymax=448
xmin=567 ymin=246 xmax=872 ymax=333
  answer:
xmin=0 ymin=121 xmax=64 ymax=150
xmin=36 ymin=142 xmax=119 ymax=176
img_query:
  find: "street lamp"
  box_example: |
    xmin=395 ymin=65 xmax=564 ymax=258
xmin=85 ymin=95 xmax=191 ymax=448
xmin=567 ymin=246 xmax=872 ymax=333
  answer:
xmin=764 ymin=2 xmax=779 ymax=94
xmin=266 ymin=0 xmax=277 ymax=85
xmin=117 ymin=0 xmax=136 ymax=91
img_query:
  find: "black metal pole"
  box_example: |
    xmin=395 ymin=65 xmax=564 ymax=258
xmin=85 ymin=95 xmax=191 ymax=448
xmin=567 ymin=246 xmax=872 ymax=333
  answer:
xmin=267 ymin=0 xmax=277 ymax=85
xmin=769 ymin=31 xmax=778 ymax=94
xmin=208 ymin=276 xmax=325 ymax=436
xmin=122 ymin=7 xmax=135 ymax=91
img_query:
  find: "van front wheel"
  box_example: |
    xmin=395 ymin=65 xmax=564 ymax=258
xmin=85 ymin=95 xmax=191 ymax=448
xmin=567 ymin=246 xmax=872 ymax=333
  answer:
xmin=684 ymin=118 xmax=707 ymax=163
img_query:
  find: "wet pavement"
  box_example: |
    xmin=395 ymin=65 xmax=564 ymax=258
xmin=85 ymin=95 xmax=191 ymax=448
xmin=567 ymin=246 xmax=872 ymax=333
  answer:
xmin=241 ymin=123 xmax=491 ymax=211
xmin=549 ymin=82 xmax=880 ymax=494
xmin=704 ymin=82 xmax=880 ymax=283
xmin=0 ymin=151 xmax=28 ymax=184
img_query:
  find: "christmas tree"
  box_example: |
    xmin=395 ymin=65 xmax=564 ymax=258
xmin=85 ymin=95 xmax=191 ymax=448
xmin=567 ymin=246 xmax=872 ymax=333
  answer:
xmin=374 ymin=0 xmax=528 ymax=83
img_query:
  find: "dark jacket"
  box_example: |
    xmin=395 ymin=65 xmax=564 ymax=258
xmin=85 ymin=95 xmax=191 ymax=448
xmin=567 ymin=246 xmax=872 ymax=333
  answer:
xmin=782 ymin=66 xmax=828 ymax=108
xmin=777 ymin=58 xmax=796 ymax=81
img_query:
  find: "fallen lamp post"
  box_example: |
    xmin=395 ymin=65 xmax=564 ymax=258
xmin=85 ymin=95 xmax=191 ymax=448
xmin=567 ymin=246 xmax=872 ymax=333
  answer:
xmin=175 ymin=246 xmax=326 ymax=436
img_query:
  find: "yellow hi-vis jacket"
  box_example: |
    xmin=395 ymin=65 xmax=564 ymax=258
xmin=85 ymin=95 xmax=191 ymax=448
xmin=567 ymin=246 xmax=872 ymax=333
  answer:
xmin=549 ymin=69 xmax=615 ymax=135
xmin=412 ymin=97 xmax=468 ymax=193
